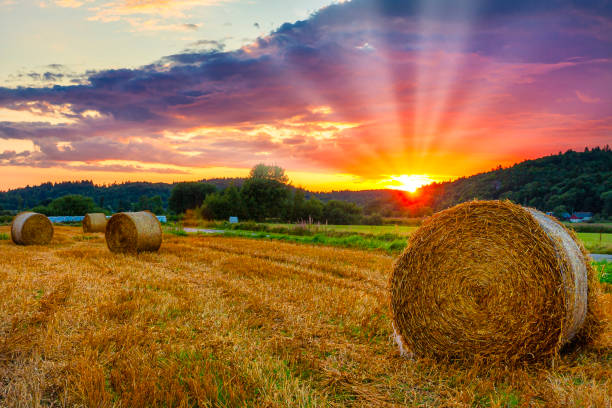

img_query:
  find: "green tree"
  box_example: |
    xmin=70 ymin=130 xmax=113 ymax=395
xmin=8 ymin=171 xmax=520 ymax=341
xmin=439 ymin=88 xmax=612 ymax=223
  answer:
xmin=362 ymin=213 xmax=383 ymax=225
xmin=553 ymin=205 xmax=568 ymax=219
xmin=134 ymin=195 xmax=164 ymax=214
xmin=135 ymin=195 xmax=149 ymax=212
xmin=224 ymin=185 xmax=247 ymax=219
xmin=241 ymin=178 xmax=290 ymax=221
xmin=117 ymin=199 xmax=129 ymax=212
xmin=289 ymin=189 xmax=307 ymax=221
xmin=303 ymin=198 xmax=324 ymax=222
xmin=148 ymin=195 xmax=164 ymax=214
xmin=601 ymin=191 xmax=612 ymax=217
xmin=249 ymin=164 xmax=289 ymax=183
xmin=199 ymin=185 xmax=247 ymax=221
xmin=33 ymin=194 xmax=98 ymax=216
xmin=323 ymin=200 xmax=362 ymax=224
xmin=168 ymin=182 xmax=216 ymax=214
xmin=199 ymin=192 xmax=229 ymax=220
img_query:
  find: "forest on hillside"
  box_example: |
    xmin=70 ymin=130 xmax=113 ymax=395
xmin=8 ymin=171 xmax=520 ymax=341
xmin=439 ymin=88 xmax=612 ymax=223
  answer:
xmin=0 ymin=147 xmax=610 ymax=220
xmin=416 ymin=146 xmax=612 ymax=217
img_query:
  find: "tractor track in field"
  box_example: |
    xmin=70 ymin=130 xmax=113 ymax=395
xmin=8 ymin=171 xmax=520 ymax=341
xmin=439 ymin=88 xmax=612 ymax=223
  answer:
xmin=186 ymin=239 xmax=388 ymax=295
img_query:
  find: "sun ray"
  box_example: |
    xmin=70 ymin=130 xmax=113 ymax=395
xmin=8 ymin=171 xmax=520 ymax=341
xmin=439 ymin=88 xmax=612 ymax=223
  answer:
xmin=386 ymin=174 xmax=435 ymax=193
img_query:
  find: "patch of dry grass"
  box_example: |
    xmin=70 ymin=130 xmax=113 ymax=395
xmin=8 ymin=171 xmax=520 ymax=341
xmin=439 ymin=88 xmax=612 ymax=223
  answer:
xmin=0 ymin=225 xmax=610 ymax=407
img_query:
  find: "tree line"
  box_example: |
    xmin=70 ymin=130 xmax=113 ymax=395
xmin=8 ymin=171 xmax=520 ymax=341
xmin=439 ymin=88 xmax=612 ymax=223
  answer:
xmin=26 ymin=194 xmax=165 ymax=217
xmin=2 ymin=164 xmax=379 ymax=225
xmin=171 ymin=164 xmax=380 ymax=225
xmin=0 ymin=180 xmax=172 ymax=214
xmin=1 ymin=147 xmax=610 ymax=221
xmin=421 ymin=147 xmax=612 ymax=219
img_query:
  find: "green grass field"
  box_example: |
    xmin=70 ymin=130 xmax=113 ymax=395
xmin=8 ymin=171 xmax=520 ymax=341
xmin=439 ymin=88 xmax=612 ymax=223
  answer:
xmin=576 ymin=232 xmax=612 ymax=254
xmin=218 ymin=229 xmax=408 ymax=252
xmin=264 ymin=223 xmax=612 ymax=254
xmin=270 ymin=223 xmax=418 ymax=236
xmin=180 ymin=221 xmax=612 ymax=256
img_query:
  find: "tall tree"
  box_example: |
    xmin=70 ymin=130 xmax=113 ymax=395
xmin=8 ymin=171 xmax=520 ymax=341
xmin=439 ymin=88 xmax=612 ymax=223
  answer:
xmin=168 ymin=182 xmax=216 ymax=214
xmin=248 ymin=164 xmax=289 ymax=183
xmin=241 ymin=178 xmax=290 ymax=221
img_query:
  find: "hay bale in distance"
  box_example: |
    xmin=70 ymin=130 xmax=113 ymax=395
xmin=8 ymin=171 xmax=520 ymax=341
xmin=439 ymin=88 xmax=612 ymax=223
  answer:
xmin=105 ymin=211 xmax=162 ymax=253
xmin=83 ymin=213 xmax=107 ymax=233
xmin=390 ymin=200 xmax=592 ymax=363
xmin=11 ymin=212 xmax=54 ymax=245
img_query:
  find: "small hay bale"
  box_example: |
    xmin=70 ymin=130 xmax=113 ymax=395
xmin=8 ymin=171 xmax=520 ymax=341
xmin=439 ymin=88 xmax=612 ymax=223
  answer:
xmin=83 ymin=213 xmax=107 ymax=233
xmin=105 ymin=211 xmax=162 ymax=253
xmin=11 ymin=212 xmax=54 ymax=245
xmin=390 ymin=200 xmax=594 ymax=364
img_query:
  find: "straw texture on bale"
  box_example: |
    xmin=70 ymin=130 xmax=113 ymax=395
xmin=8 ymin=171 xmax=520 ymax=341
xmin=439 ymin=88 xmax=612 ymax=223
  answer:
xmin=390 ymin=200 xmax=594 ymax=364
xmin=82 ymin=213 xmax=107 ymax=233
xmin=11 ymin=212 xmax=54 ymax=245
xmin=106 ymin=211 xmax=162 ymax=253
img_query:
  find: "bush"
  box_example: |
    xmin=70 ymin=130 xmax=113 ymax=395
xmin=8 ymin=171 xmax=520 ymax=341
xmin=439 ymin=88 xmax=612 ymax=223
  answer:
xmin=32 ymin=194 xmax=103 ymax=216
xmin=0 ymin=215 xmax=14 ymax=225
xmin=382 ymin=217 xmax=424 ymax=226
xmin=362 ymin=214 xmax=383 ymax=225
xmin=169 ymin=182 xmax=216 ymax=214
xmin=229 ymin=221 xmax=268 ymax=232
xmin=566 ymin=223 xmax=612 ymax=233
xmin=323 ymin=200 xmax=362 ymax=225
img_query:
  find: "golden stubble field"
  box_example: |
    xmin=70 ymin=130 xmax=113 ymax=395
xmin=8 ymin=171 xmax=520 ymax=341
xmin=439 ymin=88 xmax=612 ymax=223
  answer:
xmin=0 ymin=225 xmax=610 ymax=407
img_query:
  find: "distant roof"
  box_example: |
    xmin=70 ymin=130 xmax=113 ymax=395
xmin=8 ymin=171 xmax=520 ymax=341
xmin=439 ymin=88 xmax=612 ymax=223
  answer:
xmin=573 ymin=212 xmax=593 ymax=217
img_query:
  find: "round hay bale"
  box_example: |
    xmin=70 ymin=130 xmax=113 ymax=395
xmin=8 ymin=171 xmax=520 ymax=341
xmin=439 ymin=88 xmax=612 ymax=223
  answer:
xmin=11 ymin=212 xmax=54 ymax=245
xmin=390 ymin=200 xmax=593 ymax=363
xmin=105 ymin=211 xmax=162 ymax=253
xmin=83 ymin=213 xmax=107 ymax=233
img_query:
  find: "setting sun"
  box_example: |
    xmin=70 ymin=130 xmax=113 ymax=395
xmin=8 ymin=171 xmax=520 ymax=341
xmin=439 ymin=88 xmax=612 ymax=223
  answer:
xmin=387 ymin=175 xmax=435 ymax=193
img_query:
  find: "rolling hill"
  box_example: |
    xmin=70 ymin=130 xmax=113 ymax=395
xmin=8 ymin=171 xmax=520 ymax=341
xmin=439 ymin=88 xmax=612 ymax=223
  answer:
xmin=0 ymin=147 xmax=610 ymax=217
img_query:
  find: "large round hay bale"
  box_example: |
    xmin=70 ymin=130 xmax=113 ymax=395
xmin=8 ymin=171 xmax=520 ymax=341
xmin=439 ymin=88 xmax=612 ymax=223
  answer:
xmin=105 ymin=211 xmax=162 ymax=253
xmin=11 ymin=212 xmax=54 ymax=245
xmin=83 ymin=213 xmax=107 ymax=233
xmin=390 ymin=200 xmax=593 ymax=363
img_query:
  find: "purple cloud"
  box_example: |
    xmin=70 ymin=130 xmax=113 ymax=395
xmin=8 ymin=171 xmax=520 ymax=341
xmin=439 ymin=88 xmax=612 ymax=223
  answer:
xmin=0 ymin=0 xmax=610 ymax=179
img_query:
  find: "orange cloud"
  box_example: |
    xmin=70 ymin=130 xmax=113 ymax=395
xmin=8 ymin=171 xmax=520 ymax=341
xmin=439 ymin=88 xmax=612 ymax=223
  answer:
xmin=54 ymin=0 xmax=87 ymax=7
xmin=90 ymin=0 xmax=228 ymax=21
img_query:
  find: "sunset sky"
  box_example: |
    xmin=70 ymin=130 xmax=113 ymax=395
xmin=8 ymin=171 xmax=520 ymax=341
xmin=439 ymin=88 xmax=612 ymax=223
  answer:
xmin=1 ymin=0 xmax=611 ymax=191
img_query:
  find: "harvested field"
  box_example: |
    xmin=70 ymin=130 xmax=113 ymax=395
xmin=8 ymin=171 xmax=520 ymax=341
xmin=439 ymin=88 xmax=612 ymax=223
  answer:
xmin=0 ymin=225 xmax=610 ymax=407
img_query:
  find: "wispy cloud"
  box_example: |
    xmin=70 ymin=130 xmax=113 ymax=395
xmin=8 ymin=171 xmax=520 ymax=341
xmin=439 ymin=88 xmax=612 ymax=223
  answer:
xmin=575 ymin=90 xmax=602 ymax=104
xmin=188 ymin=39 xmax=228 ymax=51
xmin=5 ymin=64 xmax=87 ymax=87
xmin=90 ymin=0 xmax=228 ymax=21
xmin=44 ymin=0 xmax=224 ymax=32
xmin=54 ymin=0 xmax=91 ymax=7
xmin=119 ymin=17 xmax=201 ymax=32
